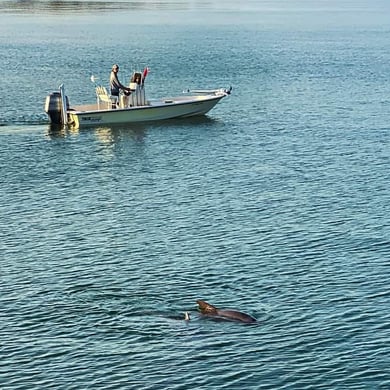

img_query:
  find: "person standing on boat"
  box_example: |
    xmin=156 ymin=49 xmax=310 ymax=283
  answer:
xmin=110 ymin=64 xmax=131 ymax=97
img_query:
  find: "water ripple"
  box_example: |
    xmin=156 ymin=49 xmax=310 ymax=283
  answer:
xmin=2 ymin=2 xmax=390 ymax=388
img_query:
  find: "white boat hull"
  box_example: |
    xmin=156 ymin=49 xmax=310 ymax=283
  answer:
xmin=68 ymin=93 xmax=226 ymax=128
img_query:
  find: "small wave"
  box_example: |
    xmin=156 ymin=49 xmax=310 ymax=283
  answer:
xmin=0 ymin=114 xmax=49 ymax=127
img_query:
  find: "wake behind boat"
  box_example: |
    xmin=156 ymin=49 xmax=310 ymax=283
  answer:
xmin=44 ymin=68 xmax=231 ymax=128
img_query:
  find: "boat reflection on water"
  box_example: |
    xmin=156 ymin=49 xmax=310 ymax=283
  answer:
xmin=94 ymin=124 xmax=147 ymax=145
xmin=46 ymin=122 xmax=147 ymax=142
xmin=46 ymin=123 xmax=69 ymax=138
xmin=47 ymin=114 xmax=219 ymax=139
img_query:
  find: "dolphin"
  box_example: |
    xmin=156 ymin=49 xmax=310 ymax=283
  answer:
xmin=197 ymin=300 xmax=257 ymax=323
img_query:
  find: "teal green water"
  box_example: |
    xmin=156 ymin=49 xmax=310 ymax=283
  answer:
xmin=1 ymin=1 xmax=390 ymax=388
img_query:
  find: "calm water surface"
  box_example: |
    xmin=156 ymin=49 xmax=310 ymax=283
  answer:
xmin=1 ymin=1 xmax=390 ymax=388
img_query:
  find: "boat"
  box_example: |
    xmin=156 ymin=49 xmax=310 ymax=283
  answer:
xmin=44 ymin=68 xmax=231 ymax=129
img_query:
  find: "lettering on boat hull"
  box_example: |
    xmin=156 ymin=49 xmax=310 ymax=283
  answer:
xmin=81 ymin=116 xmax=103 ymax=123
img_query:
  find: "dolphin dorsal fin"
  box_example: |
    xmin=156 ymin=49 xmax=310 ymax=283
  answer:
xmin=197 ymin=300 xmax=218 ymax=315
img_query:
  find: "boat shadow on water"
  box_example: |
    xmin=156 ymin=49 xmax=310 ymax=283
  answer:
xmin=47 ymin=115 xmax=220 ymax=140
xmin=144 ymin=115 xmax=222 ymax=131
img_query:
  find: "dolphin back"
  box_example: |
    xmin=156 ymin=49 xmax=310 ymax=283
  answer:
xmin=197 ymin=300 xmax=257 ymax=323
xmin=197 ymin=300 xmax=218 ymax=315
xmin=217 ymin=309 xmax=257 ymax=323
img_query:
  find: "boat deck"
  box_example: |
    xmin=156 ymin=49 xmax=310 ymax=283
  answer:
xmin=70 ymin=95 xmax=213 ymax=114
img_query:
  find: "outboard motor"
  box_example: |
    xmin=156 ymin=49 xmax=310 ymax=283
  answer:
xmin=44 ymin=91 xmax=69 ymax=125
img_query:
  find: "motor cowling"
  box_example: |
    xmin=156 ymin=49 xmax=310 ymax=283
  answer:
xmin=45 ymin=92 xmax=69 ymax=125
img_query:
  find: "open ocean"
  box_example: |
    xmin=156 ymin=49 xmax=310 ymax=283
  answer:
xmin=1 ymin=1 xmax=390 ymax=388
